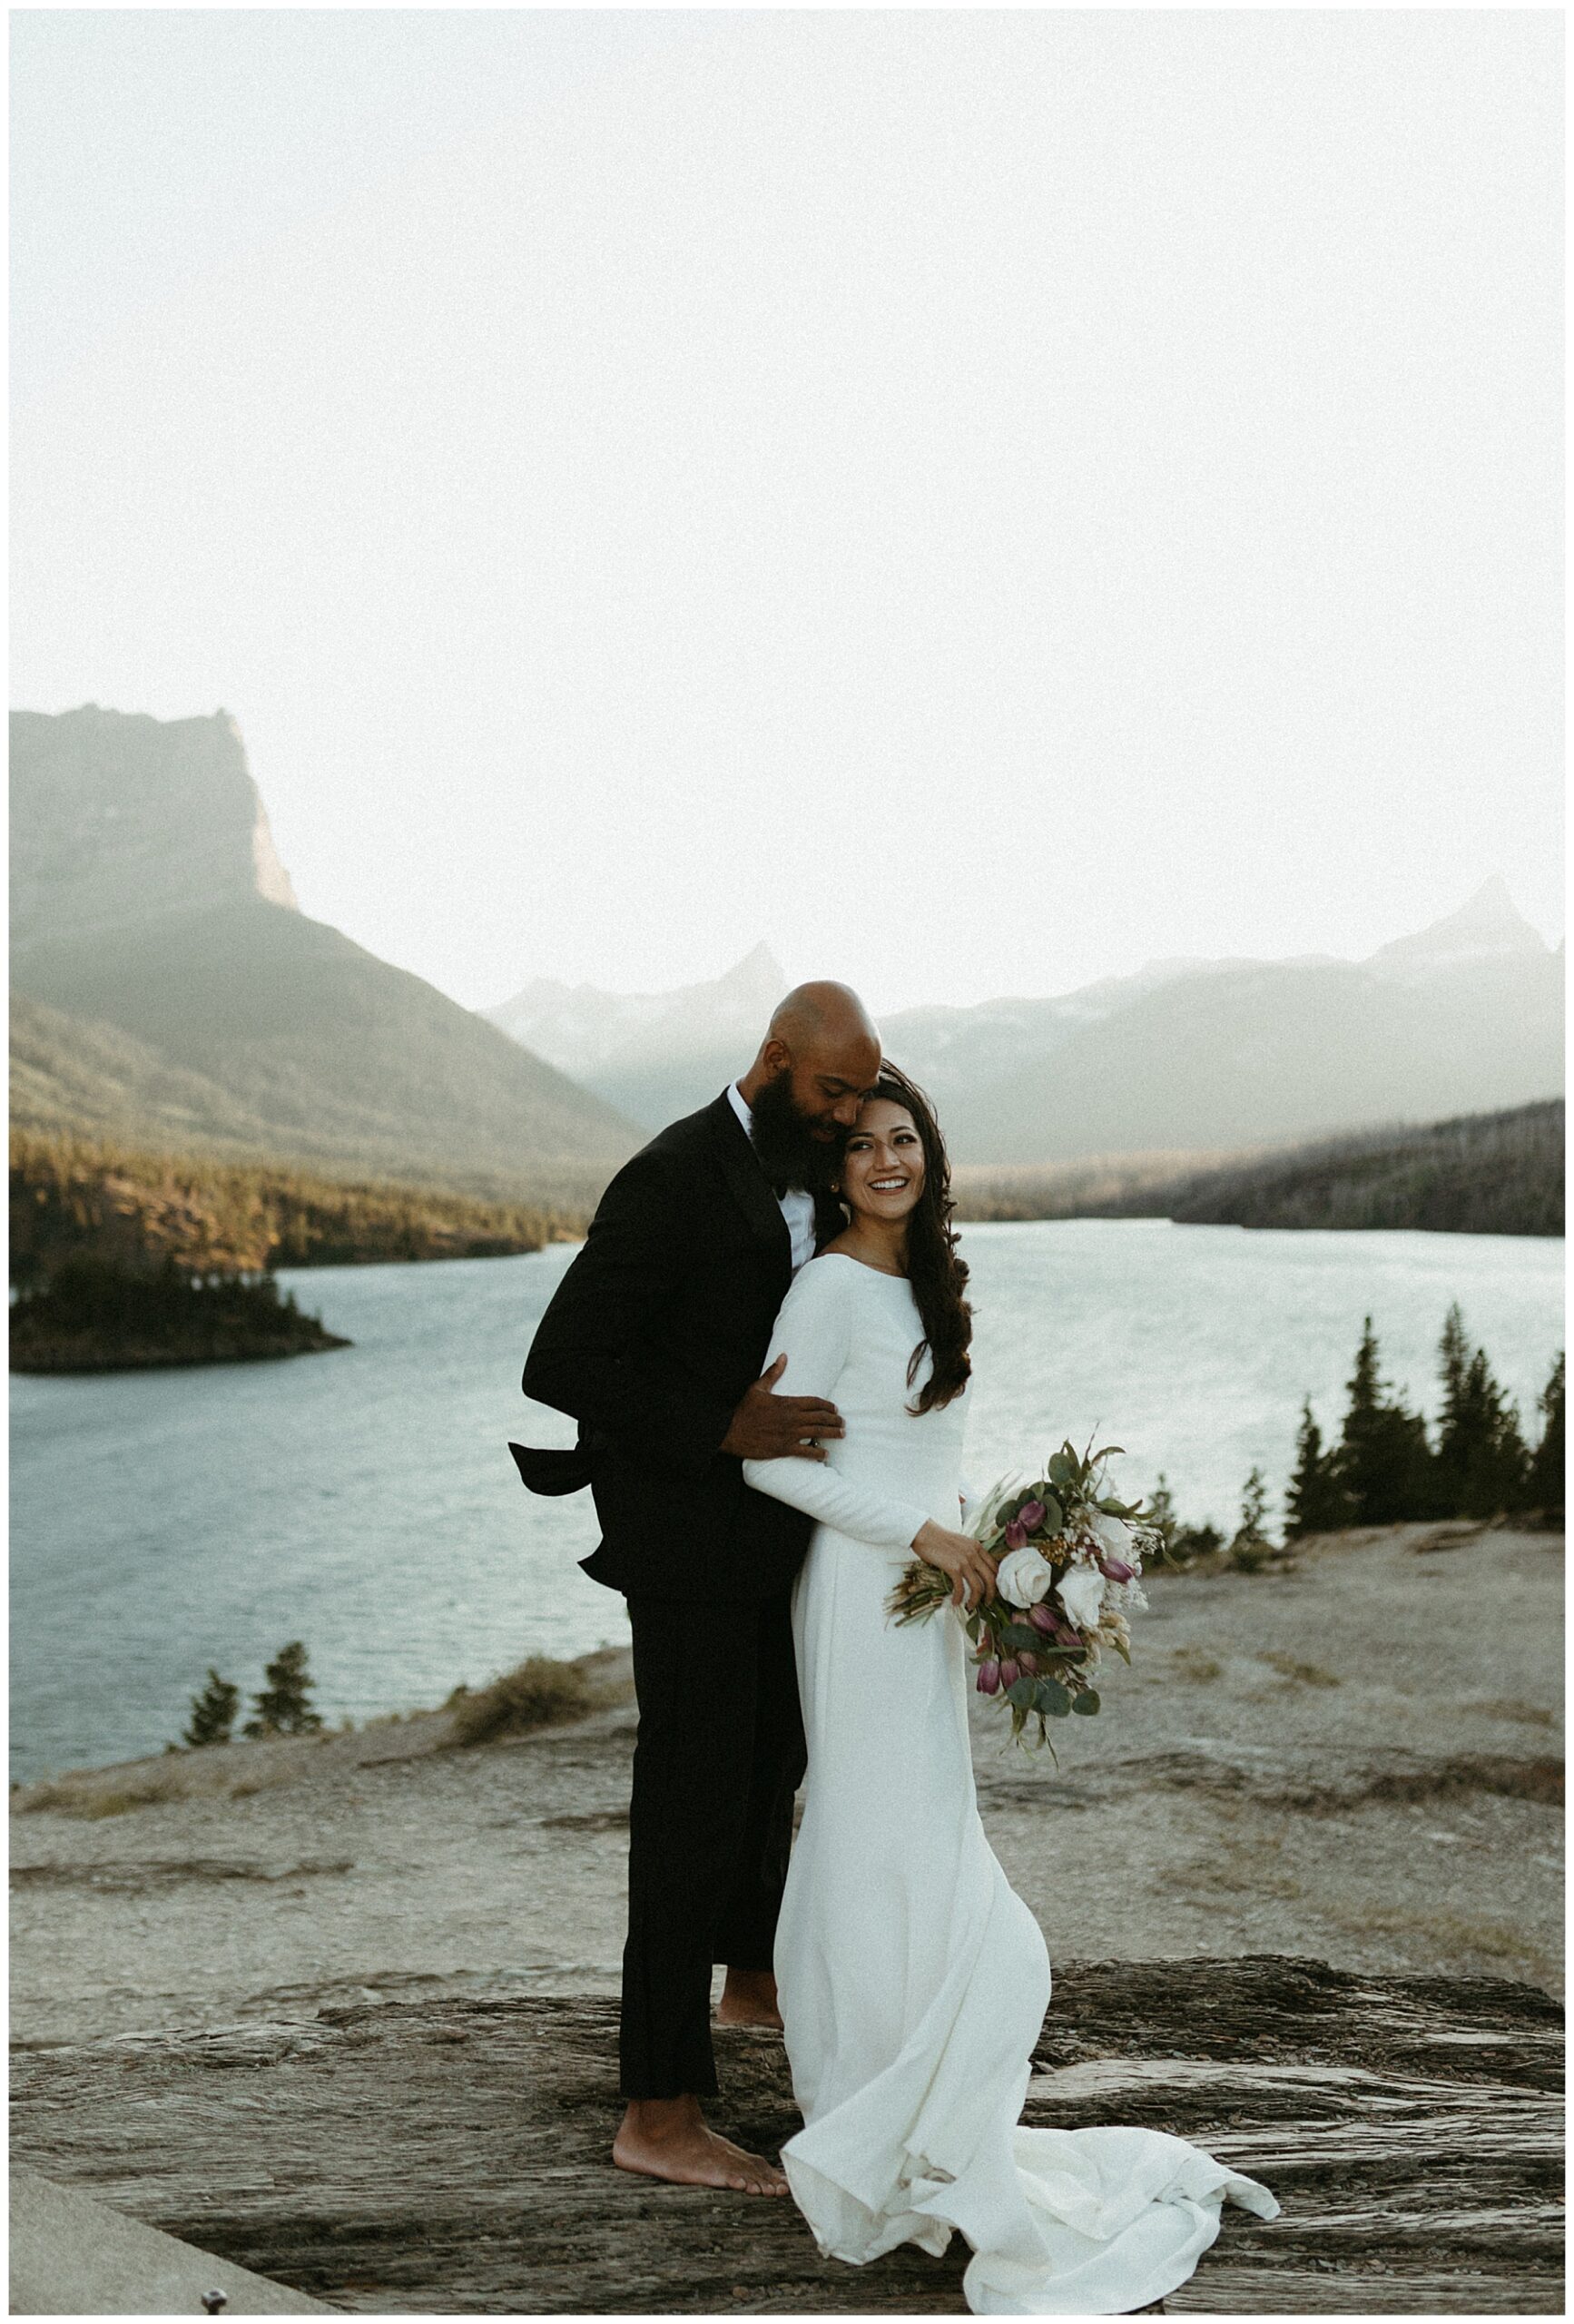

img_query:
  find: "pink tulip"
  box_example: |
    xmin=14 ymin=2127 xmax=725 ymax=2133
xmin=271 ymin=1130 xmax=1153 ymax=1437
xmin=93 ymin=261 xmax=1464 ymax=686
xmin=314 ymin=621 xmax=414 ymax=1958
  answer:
xmin=1018 ymin=1500 xmax=1046 ymax=1531
xmin=1005 ymin=1520 xmax=1028 ymax=1551
xmin=977 ymin=1659 xmax=1001 ymax=1695
xmin=1027 ymin=1602 xmax=1058 ymax=1636
xmin=1017 ymin=1650 xmax=1039 ymax=1676
xmin=999 ymin=1659 xmax=1020 ymax=1689
xmin=1097 ymin=1556 xmax=1136 ymax=1584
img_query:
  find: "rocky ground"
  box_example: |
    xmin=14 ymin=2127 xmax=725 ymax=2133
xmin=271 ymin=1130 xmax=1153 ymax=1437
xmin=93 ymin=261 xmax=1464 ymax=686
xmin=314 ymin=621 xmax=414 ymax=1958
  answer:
xmin=10 ymin=1521 xmax=1565 ymax=2312
xmin=12 ymin=1522 xmax=1563 ymax=2044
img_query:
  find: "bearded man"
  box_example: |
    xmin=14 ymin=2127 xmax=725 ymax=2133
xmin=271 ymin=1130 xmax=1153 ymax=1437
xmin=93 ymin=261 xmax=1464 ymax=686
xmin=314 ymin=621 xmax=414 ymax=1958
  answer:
xmin=514 ymin=981 xmax=883 ymax=2195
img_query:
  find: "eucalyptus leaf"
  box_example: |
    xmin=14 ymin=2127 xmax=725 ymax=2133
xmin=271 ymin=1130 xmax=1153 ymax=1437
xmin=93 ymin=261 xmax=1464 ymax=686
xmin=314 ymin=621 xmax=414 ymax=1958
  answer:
xmin=1035 ymin=1679 xmax=1071 ymax=1718
xmin=1007 ymin=1675 xmax=1038 ymax=1709
xmin=1071 ymin=1689 xmax=1102 ymax=1716
xmin=1040 ymin=1492 xmax=1063 ymax=1532
xmin=1001 ymin=1623 xmax=1043 ymax=1652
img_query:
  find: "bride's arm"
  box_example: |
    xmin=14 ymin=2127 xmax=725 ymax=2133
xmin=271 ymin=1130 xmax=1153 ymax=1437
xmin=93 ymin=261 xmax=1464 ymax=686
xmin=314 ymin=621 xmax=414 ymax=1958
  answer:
xmin=742 ymin=1264 xmax=930 ymax=1551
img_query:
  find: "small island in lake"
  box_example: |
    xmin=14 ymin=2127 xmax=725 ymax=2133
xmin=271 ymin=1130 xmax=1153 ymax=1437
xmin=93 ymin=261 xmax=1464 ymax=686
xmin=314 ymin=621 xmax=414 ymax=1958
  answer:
xmin=9 ymin=1255 xmax=350 ymax=1374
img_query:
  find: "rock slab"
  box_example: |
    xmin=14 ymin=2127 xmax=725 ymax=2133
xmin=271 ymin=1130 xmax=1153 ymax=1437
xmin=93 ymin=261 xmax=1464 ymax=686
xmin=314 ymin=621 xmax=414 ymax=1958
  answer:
xmin=9 ymin=1957 xmax=1562 ymax=2314
xmin=10 ymin=2168 xmax=330 ymax=2316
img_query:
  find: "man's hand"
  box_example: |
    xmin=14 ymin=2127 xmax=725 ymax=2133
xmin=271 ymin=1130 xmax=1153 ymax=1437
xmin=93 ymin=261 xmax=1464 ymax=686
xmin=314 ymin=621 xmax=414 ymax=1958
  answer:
xmin=722 ymin=1354 xmax=844 ymax=1462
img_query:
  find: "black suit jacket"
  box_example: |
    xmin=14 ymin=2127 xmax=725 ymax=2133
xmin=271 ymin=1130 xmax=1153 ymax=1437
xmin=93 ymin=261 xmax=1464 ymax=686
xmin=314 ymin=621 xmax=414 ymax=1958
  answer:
xmin=515 ymin=1091 xmax=817 ymax=1600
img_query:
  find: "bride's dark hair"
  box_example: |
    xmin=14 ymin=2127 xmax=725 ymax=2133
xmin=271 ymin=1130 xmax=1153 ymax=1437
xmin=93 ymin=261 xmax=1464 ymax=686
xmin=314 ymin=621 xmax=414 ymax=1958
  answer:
xmin=821 ymin=1062 xmax=972 ymax=1415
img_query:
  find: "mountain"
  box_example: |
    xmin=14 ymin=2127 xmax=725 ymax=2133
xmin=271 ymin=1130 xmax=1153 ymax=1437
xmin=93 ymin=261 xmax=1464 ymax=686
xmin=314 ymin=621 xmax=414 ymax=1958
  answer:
xmin=11 ymin=704 xmax=299 ymax=947
xmin=1365 ymin=873 xmax=1551 ymax=980
xmin=485 ymin=943 xmax=787 ymax=1128
xmin=943 ymin=884 xmax=1562 ymax=1164
xmin=10 ymin=707 xmax=637 ymax=1195
xmin=484 ymin=881 xmax=1561 ymax=1165
xmin=876 ymin=952 xmax=1343 ymax=1116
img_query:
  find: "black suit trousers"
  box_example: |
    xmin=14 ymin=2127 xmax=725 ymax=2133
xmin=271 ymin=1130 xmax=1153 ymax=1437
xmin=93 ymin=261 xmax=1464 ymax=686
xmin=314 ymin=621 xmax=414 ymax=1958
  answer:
xmin=621 ymin=1588 xmax=806 ymax=2101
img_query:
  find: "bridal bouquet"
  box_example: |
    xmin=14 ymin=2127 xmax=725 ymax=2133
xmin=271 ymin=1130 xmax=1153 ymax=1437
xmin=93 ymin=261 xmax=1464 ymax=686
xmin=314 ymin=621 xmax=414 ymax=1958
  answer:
xmin=888 ymin=1438 xmax=1161 ymax=1748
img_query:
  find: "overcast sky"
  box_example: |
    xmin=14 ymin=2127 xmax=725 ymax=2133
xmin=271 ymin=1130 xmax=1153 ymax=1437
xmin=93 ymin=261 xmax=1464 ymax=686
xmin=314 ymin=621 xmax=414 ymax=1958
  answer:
xmin=11 ymin=9 xmax=1562 ymax=1015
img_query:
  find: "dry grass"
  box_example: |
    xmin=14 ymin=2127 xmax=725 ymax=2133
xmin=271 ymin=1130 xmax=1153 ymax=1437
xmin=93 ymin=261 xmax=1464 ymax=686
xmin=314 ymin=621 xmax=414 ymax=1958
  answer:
xmin=1262 ymin=1651 xmax=1342 ymax=1689
xmin=444 ymin=1657 xmax=596 ymax=1746
xmin=1464 ymin=1699 xmax=1559 ymax=1730
xmin=1322 ymin=1899 xmax=1559 ymax=1984
xmin=1168 ymin=1648 xmax=1224 ymax=1685
xmin=14 ymin=1751 xmax=300 ymax=1819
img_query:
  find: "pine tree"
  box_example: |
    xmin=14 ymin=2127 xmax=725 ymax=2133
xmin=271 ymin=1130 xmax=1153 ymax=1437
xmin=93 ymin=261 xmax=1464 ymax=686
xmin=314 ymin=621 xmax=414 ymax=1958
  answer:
xmin=1336 ymin=1316 xmax=1433 ymax=1523
xmin=1145 ymin=1473 xmax=1180 ymax=1555
xmin=1525 ymin=1351 xmax=1565 ymax=1521
xmin=182 ymin=1669 xmax=240 ymax=1748
xmin=1285 ymin=1399 xmax=1353 ymax=1536
xmin=1229 ymin=1466 xmax=1275 ymax=1570
xmin=243 ymin=1641 xmax=324 ymax=1738
xmin=1438 ymin=1303 xmax=1471 ymax=1433
xmin=1434 ymin=1324 xmax=1530 ymax=1520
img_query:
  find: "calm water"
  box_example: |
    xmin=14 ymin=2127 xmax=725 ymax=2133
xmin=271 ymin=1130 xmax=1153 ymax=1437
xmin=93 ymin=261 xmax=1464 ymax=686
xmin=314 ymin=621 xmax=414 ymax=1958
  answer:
xmin=10 ymin=1221 xmax=1562 ymax=1781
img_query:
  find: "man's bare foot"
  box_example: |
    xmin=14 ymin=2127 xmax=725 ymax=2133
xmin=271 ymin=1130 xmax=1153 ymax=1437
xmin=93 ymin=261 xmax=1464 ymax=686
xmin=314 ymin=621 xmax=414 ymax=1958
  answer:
xmin=716 ymin=1965 xmax=784 ymax=2030
xmin=613 ymin=2095 xmax=789 ymax=2195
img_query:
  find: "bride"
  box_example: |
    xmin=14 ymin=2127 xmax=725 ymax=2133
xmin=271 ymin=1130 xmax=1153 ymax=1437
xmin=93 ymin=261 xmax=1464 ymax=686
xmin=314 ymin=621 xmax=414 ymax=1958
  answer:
xmin=741 ymin=1067 xmax=1277 ymax=2316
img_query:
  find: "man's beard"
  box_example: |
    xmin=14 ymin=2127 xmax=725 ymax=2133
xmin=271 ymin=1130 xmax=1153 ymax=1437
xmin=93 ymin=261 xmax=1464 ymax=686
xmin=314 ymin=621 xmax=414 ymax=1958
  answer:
xmin=749 ymin=1071 xmax=841 ymax=1196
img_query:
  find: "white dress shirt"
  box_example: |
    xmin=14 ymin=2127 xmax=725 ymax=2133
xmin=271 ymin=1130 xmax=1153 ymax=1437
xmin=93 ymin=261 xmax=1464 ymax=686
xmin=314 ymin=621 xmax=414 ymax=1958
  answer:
xmin=728 ymin=1082 xmax=818 ymax=1273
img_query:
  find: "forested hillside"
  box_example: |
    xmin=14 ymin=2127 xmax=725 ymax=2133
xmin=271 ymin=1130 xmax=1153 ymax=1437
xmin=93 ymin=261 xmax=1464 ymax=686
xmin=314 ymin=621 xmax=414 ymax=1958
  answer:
xmin=954 ymin=1101 xmax=1563 ymax=1236
xmin=10 ymin=1129 xmax=588 ymax=1288
xmin=1137 ymin=1100 xmax=1563 ymax=1236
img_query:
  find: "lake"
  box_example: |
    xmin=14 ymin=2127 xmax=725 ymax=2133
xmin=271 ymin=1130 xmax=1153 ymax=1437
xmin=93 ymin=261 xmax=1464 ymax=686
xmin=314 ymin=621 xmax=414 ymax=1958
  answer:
xmin=9 ymin=1220 xmax=1562 ymax=1781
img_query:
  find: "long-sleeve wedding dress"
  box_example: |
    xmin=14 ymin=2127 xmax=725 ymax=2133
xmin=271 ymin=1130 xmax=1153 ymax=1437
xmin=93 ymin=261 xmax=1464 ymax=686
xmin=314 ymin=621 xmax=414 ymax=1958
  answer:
xmin=743 ymin=1253 xmax=1276 ymax=2316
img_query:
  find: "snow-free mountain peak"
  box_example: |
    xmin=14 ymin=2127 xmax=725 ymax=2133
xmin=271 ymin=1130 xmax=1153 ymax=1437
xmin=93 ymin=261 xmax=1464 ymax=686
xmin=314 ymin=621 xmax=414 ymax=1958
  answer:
xmin=1367 ymin=877 xmax=1549 ymax=977
xmin=486 ymin=945 xmax=787 ymax=1083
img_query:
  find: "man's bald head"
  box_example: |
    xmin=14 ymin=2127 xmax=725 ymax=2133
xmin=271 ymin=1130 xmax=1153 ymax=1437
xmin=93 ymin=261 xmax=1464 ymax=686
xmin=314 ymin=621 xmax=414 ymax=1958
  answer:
xmin=768 ymin=980 xmax=880 ymax=1057
xmin=737 ymin=979 xmax=883 ymax=1142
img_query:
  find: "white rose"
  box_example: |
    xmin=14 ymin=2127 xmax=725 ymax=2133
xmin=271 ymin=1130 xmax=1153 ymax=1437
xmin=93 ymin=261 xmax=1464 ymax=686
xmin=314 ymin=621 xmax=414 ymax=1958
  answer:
xmin=1087 ymin=1511 xmax=1133 ymax=1559
xmin=995 ymin=1545 xmax=1055 ymax=1609
xmin=1058 ymin=1560 xmax=1107 ymax=1634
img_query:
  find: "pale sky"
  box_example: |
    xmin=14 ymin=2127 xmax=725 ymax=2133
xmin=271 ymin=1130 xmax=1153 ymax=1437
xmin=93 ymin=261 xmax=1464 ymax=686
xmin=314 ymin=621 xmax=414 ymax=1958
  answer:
xmin=11 ymin=9 xmax=1563 ymax=1016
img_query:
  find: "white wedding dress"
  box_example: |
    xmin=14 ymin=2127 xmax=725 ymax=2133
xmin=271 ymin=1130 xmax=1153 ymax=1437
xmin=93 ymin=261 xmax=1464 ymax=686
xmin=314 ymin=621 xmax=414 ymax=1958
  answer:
xmin=743 ymin=1253 xmax=1277 ymax=2316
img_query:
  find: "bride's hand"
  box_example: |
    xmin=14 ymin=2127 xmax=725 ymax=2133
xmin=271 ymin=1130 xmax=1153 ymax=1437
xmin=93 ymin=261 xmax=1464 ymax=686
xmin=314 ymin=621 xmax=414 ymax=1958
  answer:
xmin=911 ymin=1521 xmax=997 ymax=1611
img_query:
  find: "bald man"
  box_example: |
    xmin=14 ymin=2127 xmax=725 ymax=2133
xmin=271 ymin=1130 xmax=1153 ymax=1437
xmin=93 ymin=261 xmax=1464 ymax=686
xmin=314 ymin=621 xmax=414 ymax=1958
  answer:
xmin=516 ymin=984 xmax=883 ymax=2195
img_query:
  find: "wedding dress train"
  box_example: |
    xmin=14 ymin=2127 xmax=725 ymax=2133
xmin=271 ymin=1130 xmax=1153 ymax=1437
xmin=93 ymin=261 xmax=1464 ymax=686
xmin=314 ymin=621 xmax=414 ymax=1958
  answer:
xmin=743 ymin=1254 xmax=1277 ymax=2316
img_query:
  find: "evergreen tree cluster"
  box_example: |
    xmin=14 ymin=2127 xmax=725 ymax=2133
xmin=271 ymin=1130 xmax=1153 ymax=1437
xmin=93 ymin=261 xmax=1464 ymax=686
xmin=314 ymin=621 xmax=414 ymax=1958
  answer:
xmin=181 ymin=1640 xmax=324 ymax=1748
xmin=1286 ymin=1306 xmax=1563 ymax=1535
xmin=1148 ymin=1309 xmax=1563 ymax=1565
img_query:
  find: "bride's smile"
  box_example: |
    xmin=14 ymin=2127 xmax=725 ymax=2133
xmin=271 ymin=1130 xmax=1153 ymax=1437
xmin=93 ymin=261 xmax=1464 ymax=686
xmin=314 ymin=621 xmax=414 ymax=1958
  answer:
xmin=838 ymin=1102 xmax=927 ymax=1238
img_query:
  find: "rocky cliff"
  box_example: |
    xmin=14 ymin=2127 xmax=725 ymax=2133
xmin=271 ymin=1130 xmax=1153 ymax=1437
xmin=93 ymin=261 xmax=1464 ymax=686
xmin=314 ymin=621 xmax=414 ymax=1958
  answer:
xmin=11 ymin=705 xmax=297 ymax=953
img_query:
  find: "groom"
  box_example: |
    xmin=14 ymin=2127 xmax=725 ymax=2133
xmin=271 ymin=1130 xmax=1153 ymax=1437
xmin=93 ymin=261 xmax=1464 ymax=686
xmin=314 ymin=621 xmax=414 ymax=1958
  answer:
xmin=516 ymin=980 xmax=883 ymax=2194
